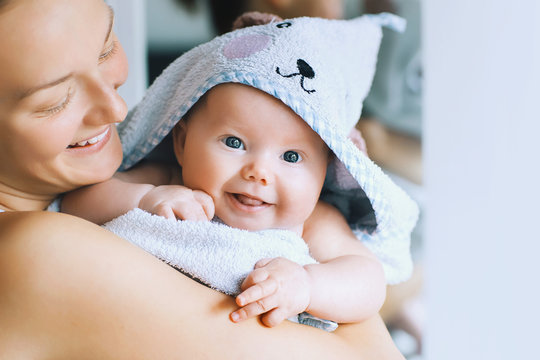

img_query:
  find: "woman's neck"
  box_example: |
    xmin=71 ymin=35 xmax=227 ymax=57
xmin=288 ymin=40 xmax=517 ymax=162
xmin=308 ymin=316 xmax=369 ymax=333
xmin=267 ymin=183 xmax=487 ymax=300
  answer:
xmin=0 ymin=183 xmax=56 ymax=211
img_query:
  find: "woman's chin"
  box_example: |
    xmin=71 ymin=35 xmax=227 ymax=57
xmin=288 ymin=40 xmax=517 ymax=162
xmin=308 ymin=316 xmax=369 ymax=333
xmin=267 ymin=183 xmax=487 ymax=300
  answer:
xmin=84 ymin=152 xmax=122 ymax=184
xmin=62 ymin=134 xmax=123 ymax=190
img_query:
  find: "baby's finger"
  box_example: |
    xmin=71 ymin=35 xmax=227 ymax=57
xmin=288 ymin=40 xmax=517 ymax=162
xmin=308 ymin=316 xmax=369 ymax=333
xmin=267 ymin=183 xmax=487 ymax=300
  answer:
xmin=240 ymin=267 xmax=269 ymax=291
xmin=230 ymin=295 xmax=278 ymax=323
xmin=154 ymin=205 xmax=176 ymax=220
xmin=261 ymin=308 xmax=289 ymax=328
xmin=193 ymin=191 xmax=215 ymax=220
xmin=236 ymin=278 xmax=278 ymax=307
xmin=172 ymin=202 xmax=208 ymax=221
xmin=254 ymin=258 xmax=273 ymax=269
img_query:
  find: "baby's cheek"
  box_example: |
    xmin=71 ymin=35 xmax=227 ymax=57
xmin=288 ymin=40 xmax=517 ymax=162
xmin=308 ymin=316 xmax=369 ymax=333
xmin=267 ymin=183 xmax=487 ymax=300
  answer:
xmin=281 ymin=184 xmax=317 ymax=222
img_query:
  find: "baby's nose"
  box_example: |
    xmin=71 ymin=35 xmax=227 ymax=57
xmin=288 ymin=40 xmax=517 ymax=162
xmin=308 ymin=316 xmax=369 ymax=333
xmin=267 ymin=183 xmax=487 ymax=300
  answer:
xmin=241 ymin=161 xmax=274 ymax=186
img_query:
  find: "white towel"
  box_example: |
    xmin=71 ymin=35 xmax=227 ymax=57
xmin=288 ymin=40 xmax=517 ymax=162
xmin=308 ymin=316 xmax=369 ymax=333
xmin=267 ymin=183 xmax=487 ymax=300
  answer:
xmin=104 ymin=208 xmax=317 ymax=296
xmin=104 ymin=208 xmax=338 ymax=331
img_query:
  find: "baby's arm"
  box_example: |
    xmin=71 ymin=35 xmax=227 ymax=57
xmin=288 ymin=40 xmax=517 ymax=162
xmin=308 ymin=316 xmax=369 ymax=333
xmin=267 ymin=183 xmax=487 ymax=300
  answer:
xmin=62 ymin=162 xmax=214 ymax=225
xmin=300 ymin=201 xmax=387 ymax=321
xmin=230 ymin=201 xmax=386 ymax=327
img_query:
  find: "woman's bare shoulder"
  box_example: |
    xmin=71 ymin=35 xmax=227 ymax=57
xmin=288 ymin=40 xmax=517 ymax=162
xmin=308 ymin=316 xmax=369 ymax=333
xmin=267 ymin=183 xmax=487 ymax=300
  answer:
xmin=0 ymin=210 xmax=86 ymax=225
xmin=0 ymin=211 xmax=105 ymax=244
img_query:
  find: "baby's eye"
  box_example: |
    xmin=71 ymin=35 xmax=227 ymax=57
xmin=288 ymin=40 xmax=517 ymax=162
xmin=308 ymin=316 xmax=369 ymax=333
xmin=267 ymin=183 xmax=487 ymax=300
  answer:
xmin=282 ymin=151 xmax=302 ymax=163
xmin=223 ymin=136 xmax=244 ymax=149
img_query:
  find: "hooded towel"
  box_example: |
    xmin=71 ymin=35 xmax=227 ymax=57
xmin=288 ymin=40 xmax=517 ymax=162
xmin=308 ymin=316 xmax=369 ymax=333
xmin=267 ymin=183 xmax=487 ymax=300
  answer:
xmin=117 ymin=13 xmax=418 ymax=284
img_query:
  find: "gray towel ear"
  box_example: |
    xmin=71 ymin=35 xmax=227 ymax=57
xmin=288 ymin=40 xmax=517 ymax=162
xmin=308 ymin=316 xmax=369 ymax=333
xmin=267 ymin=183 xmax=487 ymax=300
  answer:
xmin=365 ymin=12 xmax=406 ymax=32
xmin=232 ymin=11 xmax=283 ymax=30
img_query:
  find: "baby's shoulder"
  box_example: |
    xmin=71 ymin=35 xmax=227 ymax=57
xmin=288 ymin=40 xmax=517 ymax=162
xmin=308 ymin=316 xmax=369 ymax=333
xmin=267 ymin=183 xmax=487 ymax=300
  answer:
xmin=116 ymin=161 xmax=179 ymax=186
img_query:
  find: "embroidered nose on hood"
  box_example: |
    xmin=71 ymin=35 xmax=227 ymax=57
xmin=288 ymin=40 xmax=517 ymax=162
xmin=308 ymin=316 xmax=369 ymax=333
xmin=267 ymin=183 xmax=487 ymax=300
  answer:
xmin=276 ymin=59 xmax=316 ymax=94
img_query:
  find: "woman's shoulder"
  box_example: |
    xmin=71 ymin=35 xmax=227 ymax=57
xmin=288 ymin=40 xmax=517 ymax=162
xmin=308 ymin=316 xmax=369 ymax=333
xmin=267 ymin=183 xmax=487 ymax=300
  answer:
xmin=0 ymin=211 xmax=101 ymax=244
xmin=1 ymin=210 xmax=80 ymax=225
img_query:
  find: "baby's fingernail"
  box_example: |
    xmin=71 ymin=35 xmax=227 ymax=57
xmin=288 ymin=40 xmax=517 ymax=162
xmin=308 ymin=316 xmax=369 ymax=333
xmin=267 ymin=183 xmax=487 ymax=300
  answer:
xmin=237 ymin=296 xmax=245 ymax=306
xmin=230 ymin=312 xmax=240 ymax=322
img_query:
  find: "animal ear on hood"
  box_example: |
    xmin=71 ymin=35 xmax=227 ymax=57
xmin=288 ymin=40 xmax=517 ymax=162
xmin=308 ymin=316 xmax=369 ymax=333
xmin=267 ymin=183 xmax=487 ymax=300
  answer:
xmin=232 ymin=11 xmax=283 ymax=30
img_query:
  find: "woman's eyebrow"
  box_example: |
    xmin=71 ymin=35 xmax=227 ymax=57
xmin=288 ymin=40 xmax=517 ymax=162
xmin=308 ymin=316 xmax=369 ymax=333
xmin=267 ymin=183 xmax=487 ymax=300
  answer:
xmin=16 ymin=73 xmax=74 ymax=100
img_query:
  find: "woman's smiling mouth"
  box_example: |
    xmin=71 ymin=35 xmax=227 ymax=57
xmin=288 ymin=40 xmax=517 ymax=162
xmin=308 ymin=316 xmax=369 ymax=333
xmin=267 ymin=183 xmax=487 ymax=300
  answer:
xmin=67 ymin=126 xmax=110 ymax=149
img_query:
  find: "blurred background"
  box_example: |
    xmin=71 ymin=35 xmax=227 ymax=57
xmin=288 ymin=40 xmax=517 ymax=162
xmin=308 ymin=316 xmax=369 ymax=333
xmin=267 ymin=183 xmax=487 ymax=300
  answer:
xmin=110 ymin=0 xmax=540 ymax=359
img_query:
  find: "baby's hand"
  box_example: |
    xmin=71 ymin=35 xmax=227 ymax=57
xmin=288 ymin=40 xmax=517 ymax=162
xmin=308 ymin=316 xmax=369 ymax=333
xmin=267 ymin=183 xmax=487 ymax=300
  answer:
xmin=230 ymin=257 xmax=311 ymax=327
xmin=138 ymin=185 xmax=214 ymax=221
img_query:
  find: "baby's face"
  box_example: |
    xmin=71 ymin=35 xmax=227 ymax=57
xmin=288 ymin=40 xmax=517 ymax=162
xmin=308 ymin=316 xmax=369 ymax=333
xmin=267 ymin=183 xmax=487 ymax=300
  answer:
xmin=174 ymin=83 xmax=329 ymax=234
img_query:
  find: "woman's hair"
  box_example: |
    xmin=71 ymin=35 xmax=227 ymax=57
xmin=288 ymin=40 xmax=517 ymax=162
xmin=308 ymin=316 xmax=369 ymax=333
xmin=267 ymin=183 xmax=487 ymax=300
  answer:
xmin=0 ymin=0 xmax=11 ymax=11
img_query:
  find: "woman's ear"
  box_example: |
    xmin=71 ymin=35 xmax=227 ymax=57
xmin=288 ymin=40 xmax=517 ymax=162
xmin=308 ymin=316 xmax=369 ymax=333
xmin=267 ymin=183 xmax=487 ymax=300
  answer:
xmin=172 ymin=121 xmax=188 ymax=166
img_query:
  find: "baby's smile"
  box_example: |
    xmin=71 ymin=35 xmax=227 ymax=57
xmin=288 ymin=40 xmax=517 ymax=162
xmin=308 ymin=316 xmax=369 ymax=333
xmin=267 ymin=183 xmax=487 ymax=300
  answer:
xmin=226 ymin=192 xmax=272 ymax=213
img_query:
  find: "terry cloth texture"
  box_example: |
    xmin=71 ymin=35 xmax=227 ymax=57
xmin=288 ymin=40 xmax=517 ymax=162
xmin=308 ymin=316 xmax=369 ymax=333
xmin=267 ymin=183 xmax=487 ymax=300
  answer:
xmin=104 ymin=208 xmax=338 ymax=332
xmin=117 ymin=13 xmax=418 ymax=284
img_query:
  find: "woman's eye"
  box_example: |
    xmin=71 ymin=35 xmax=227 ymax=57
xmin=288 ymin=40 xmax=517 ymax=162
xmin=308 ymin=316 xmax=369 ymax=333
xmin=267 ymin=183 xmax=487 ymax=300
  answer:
xmin=282 ymin=151 xmax=302 ymax=163
xmin=37 ymin=88 xmax=75 ymax=117
xmin=99 ymin=40 xmax=118 ymax=63
xmin=223 ymin=136 xmax=244 ymax=149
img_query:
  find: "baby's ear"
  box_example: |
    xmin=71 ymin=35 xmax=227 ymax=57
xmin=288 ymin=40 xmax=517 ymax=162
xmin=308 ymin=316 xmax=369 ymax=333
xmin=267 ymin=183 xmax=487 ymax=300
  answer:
xmin=172 ymin=120 xmax=188 ymax=165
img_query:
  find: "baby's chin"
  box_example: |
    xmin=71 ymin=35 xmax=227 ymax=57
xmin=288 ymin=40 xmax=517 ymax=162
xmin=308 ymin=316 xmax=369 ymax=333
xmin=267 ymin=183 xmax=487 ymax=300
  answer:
xmin=221 ymin=218 xmax=270 ymax=232
xmin=218 ymin=215 xmax=303 ymax=235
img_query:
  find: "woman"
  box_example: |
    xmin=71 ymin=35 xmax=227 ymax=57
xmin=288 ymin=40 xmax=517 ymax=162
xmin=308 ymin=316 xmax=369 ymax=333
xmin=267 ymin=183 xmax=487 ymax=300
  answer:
xmin=0 ymin=0 xmax=403 ymax=358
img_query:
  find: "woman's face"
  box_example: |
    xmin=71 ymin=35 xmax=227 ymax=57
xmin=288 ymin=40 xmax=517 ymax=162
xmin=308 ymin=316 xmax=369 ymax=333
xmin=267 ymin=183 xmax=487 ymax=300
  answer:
xmin=0 ymin=0 xmax=128 ymax=201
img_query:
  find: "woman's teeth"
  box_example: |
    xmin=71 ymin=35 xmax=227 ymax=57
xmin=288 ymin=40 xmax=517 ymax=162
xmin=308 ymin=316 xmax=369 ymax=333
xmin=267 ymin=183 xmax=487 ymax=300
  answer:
xmin=68 ymin=128 xmax=109 ymax=148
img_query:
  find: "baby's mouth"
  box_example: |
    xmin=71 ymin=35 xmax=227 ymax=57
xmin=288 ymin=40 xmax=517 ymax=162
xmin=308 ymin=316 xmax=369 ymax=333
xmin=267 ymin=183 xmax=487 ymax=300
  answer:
xmin=233 ymin=193 xmax=266 ymax=206
xmin=67 ymin=127 xmax=110 ymax=149
xmin=226 ymin=192 xmax=272 ymax=216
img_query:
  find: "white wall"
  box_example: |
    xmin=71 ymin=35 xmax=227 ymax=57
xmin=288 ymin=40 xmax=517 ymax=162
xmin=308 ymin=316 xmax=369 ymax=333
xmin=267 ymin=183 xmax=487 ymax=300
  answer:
xmin=108 ymin=0 xmax=147 ymax=109
xmin=424 ymin=0 xmax=540 ymax=358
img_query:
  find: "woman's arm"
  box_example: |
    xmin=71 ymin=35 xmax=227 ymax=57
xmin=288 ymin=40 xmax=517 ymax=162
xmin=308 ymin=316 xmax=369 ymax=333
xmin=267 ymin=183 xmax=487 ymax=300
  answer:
xmin=0 ymin=211 xmax=403 ymax=359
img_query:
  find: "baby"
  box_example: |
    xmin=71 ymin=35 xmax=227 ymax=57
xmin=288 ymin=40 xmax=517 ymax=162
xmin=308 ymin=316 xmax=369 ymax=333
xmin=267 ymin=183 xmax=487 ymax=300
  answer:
xmin=66 ymin=81 xmax=386 ymax=327
xmin=64 ymin=12 xmax=417 ymax=328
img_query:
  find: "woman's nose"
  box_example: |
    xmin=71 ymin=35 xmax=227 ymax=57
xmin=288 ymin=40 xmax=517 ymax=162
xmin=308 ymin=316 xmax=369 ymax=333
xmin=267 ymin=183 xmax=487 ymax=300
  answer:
xmin=83 ymin=77 xmax=128 ymax=126
xmin=241 ymin=160 xmax=274 ymax=186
